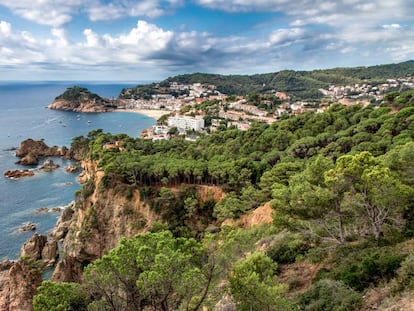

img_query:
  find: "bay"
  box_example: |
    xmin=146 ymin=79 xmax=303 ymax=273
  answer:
xmin=0 ymin=81 xmax=155 ymax=260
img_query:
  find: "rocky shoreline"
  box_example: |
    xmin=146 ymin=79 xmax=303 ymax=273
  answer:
xmin=0 ymin=200 xmax=75 ymax=310
xmin=3 ymin=139 xmax=79 ymax=179
xmin=0 ymin=136 xmax=82 ymax=310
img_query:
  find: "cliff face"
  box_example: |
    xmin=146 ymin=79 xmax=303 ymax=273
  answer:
xmin=52 ymin=159 xmax=227 ymax=282
xmin=0 ymin=261 xmax=42 ymax=311
xmin=52 ymin=159 xmax=162 ymax=281
xmin=0 ymin=233 xmax=57 ymax=311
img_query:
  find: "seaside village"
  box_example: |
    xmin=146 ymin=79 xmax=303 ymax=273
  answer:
xmin=117 ymin=76 xmax=414 ymax=141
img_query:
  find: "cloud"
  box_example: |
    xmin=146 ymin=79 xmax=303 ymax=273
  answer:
xmin=1 ymin=0 xmax=414 ymax=80
xmin=87 ymin=0 xmax=170 ymax=21
xmin=0 ymin=20 xmax=11 ymax=37
xmin=269 ymin=28 xmax=306 ymax=46
xmin=0 ymin=0 xmax=183 ymax=26
xmin=382 ymin=24 xmax=402 ymax=30
xmin=0 ymin=0 xmax=81 ymax=27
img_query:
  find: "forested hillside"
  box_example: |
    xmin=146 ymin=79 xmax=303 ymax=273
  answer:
xmin=33 ymin=90 xmax=414 ymax=310
xmin=121 ymin=61 xmax=414 ymax=100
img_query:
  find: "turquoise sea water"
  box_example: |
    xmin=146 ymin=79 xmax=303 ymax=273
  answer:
xmin=0 ymin=82 xmax=155 ymax=260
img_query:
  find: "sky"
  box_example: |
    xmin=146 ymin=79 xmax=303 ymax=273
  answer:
xmin=0 ymin=0 xmax=413 ymax=81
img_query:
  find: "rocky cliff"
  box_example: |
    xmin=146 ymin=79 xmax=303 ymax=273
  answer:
xmin=47 ymin=86 xmax=116 ymax=113
xmin=51 ymin=159 xmax=228 ymax=282
xmin=0 ymin=232 xmax=59 ymax=311
xmin=52 ymin=159 xmax=163 ymax=281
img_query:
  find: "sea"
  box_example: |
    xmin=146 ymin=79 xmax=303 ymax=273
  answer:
xmin=0 ymin=81 xmax=156 ymax=260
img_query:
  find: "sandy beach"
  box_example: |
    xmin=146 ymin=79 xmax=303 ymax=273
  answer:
xmin=118 ymin=108 xmax=171 ymax=120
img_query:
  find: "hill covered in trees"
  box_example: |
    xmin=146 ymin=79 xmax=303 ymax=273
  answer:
xmin=120 ymin=61 xmax=414 ymax=100
xmin=29 ymin=89 xmax=414 ymax=310
xmin=47 ymin=86 xmax=116 ymax=112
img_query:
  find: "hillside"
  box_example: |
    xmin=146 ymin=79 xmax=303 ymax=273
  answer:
xmin=120 ymin=61 xmax=414 ymax=100
xmin=15 ymin=89 xmax=414 ymax=310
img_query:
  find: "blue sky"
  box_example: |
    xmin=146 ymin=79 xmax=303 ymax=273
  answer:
xmin=0 ymin=0 xmax=413 ymax=81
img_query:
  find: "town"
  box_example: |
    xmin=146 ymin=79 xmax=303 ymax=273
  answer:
xmin=117 ymin=76 xmax=414 ymax=141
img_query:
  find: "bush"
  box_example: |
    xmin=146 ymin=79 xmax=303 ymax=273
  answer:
xmin=298 ymin=279 xmax=362 ymax=311
xmin=33 ymin=281 xmax=88 ymax=311
xmin=392 ymin=252 xmax=414 ymax=293
xmin=266 ymin=232 xmax=309 ymax=264
xmin=337 ymin=251 xmax=402 ymax=291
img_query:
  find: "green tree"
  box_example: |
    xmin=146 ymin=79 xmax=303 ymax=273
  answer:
xmin=84 ymin=231 xmax=214 ymax=310
xmin=326 ymin=152 xmax=412 ymax=240
xmin=33 ymin=281 xmax=88 ymax=311
xmin=229 ymin=252 xmax=293 ymax=311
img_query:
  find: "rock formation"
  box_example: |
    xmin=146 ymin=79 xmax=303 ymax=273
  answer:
xmin=0 ymin=233 xmax=59 ymax=310
xmin=3 ymin=169 xmax=35 ymax=179
xmin=50 ymin=203 xmax=75 ymax=240
xmin=50 ymin=159 xmax=163 ymax=281
xmin=38 ymin=159 xmax=60 ymax=171
xmin=19 ymin=233 xmax=58 ymax=266
xmin=47 ymin=86 xmax=116 ymax=113
xmin=15 ymin=138 xmax=70 ymax=165
xmin=41 ymin=240 xmax=59 ymax=267
xmin=18 ymin=222 xmax=36 ymax=232
xmin=65 ymin=165 xmax=79 ymax=173
xmin=0 ymin=260 xmax=42 ymax=311
xmin=52 ymin=256 xmax=83 ymax=283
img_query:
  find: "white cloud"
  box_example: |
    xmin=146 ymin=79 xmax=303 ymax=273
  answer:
xmin=0 ymin=0 xmax=81 ymax=27
xmin=83 ymin=29 xmax=101 ymax=48
xmin=269 ymin=28 xmax=305 ymax=46
xmin=109 ymin=20 xmax=173 ymax=51
xmin=0 ymin=0 xmax=183 ymax=26
xmin=383 ymin=24 xmax=402 ymax=30
xmin=1 ymin=0 xmax=414 ymax=80
xmin=0 ymin=20 xmax=11 ymax=37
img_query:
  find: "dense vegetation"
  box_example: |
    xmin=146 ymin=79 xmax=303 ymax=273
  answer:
xmin=55 ymin=86 xmax=106 ymax=102
xmin=34 ymin=89 xmax=414 ymax=310
xmin=120 ymin=61 xmax=414 ymax=100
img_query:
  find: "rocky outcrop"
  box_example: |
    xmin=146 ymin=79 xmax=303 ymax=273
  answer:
xmin=48 ymin=99 xmax=115 ymax=112
xmin=18 ymin=222 xmax=36 ymax=232
xmin=0 ymin=260 xmax=42 ymax=311
xmin=20 ymin=234 xmax=47 ymax=260
xmin=47 ymin=86 xmax=115 ymax=113
xmin=50 ymin=203 xmax=75 ymax=240
xmin=19 ymin=234 xmax=58 ymax=266
xmin=38 ymin=159 xmax=60 ymax=171
xmin=65 ymin=165 xmax=79 ymax=173
xmin=51 ymin=159 xmax=162 ymax=280
xmin=41 ymin=240 xmax=59 ymax=267
xmin=3 ymin=169 xmax=35 ymax=179
xmin=52 ymin=256 xmax=83 ymax=283
xmin=15 ymin=139 xmax=70 ymax=165
xmin=17 ymin=153 xmax=39 ymax=165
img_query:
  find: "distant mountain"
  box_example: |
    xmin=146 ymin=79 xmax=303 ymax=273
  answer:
xmin=120 ymin=61 xmax=414 ymax=101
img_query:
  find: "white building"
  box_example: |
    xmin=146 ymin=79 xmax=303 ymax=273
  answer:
xmin=167 ymin=115 xmax=205 ymax=131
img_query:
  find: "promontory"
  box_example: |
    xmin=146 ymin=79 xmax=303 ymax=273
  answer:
xmin=47 ymin=86 xmax=117 ymax=113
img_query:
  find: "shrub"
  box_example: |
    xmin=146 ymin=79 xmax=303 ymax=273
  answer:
xmin=266 ymin=232 xmax=309 ymax=264
xmin=337 ymin=251 xmax=402 ymax=291
xmin=298 ymin=279 xmax=362 ymax=311
xmin=33 ymin=281 xmax=88 ymax=311
xmin=392 ymin=252 xmax=414 ymax=293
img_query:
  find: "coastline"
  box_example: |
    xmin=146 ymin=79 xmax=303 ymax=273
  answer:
xmin=117 ymin=108 xmax=171 ymax=120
